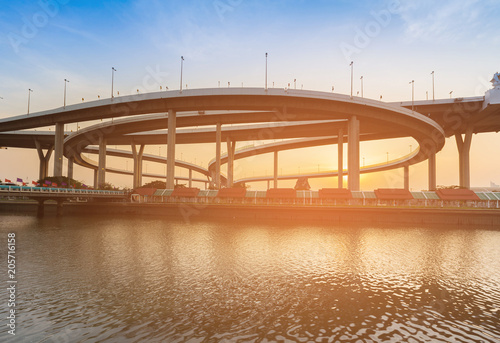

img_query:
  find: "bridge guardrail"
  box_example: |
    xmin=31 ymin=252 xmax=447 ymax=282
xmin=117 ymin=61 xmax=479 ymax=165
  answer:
xmin=0 ymin=185 xmax=124 ymax=195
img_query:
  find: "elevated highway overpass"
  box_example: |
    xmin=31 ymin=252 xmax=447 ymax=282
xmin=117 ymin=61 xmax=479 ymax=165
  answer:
xmin=1 ymin=84 xmax=499 ymax=190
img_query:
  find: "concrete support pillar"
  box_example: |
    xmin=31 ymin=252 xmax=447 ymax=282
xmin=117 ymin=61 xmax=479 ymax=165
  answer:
xmin=267 ymin=180 xmax=270 ymax=190
xmin=67 ymin=157 xmax=74 ymax=180
xmin=54 ymin=123 xmax=64 ymax=177
xmin=132 ymin=144 xmax=145 ymax=189
xmin=97 ymin=135 xmax=107 ymax=188
xmin=93 ymin=169 xmax=98 ymax=189
xmin=428 ymin=152 xmax=436 ymax=191
xmin=189 ymin=169 xmax=193 ymax=188
xmin=338 ymin=128 xmax=344 ymax=189
xmin=226 ymin=138 xmax=236 ymax=187
xmin=209 ymin=171 xmax=216 ymax=189
xmin=404 ymin=165 xmax=410 ymax=190
xmin=455 ymin=127 xmax=473 ymax=189
xmin=167 ymin=109 xmax=177 ymax=189
xmin=215 ymin=122 xmax=222 ymax=189
xmin=348 ymin=117 xmax=360 ymax=191
xmin=273 ymin=151 xmax=278 ymax=188
xmin=35 ymin=140 xmax=53 ymax=181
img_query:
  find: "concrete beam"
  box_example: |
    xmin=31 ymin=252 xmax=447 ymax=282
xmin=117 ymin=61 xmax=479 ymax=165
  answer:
xmin=97 ymin=135 xmax=107 ymax=188
xmin=67 ymin=157 xmax=74 ymax=180
xmin=166 ymin=109 xmax=176 ymax=189
xmin=274 ymin=151 xmax=278 ymax=188
xmin=338 ymin=128 xmax=343 ymax=189
xmin=35 ymin=139 xmax=53 ymax=181
xmin=348 ymin=116 xmax=360 ymax=191
xmin=53 ymin=123 xmax=64 ymax=177
xmin=132 ymin=144 xmax=145 ymax=189
xmin=215 ymin=122 xmax=221 ymax=189
xmin=93 ymin=169 xmax=98 ymax=189
xmin=455 ymin=127 xmax=473 ymax=189
xmin=404 ymin=165 xmax=409 ymax=190
xmin=428 ymin=153 xmax=436 ymax=191
xmin=226 ymin=138 xmax=236 ymax=187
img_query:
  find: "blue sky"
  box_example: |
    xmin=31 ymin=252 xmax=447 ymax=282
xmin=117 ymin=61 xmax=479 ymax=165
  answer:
xmin=1 ymin=0 xmax=500 ymax=189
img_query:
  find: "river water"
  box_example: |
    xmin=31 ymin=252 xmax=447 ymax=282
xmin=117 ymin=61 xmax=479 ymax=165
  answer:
xmin=0 ymin=214 xmax=499 ymax=342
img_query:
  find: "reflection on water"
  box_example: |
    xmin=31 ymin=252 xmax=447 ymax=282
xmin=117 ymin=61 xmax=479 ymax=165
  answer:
xmin=1 ymin=214 xmax=499 ymax=342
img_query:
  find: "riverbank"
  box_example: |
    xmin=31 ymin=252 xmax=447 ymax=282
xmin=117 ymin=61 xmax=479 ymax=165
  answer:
xmin=1 ymin=201 xmax=500 ymax=226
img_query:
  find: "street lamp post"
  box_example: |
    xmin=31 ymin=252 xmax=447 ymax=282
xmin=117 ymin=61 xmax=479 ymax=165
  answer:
xmin=449 ymin=91 xmax=453 ymax=98
xmin=63 ymin=79 xmax=69 ymax=109
xmin=360 ymin=76 xmax=363 ymax=98
xmin=350 ymin=61 xmax=353 ymax=99
xmin=409 ymin=80 xmax=414 ymax=112
xmin=431 ymin=71 xmax=435 ymax=101
xmin=180 ymin=56 xmax=184 ymax=92
xmin=111 ymin=67 xmax=116 ymax=99
xmin=265 ymin=52 xmax=268 ymax=90
xmin=27 ymin=89 xmax=33 ymax=115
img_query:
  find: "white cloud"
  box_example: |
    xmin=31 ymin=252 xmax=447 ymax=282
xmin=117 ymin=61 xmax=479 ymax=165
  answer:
xmin=396 ymin=0 xmax=498 ymax=43
xmin=49 ymin=23 xmax=106 ymax=46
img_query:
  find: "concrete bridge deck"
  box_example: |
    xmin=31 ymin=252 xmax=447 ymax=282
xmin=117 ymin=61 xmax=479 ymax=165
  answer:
xmin=0 ymin=85 xmax=499 ymax=191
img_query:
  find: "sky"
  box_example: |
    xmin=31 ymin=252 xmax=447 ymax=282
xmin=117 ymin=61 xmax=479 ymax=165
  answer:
xmin=1 ymin=0 xmax=500 ymax=190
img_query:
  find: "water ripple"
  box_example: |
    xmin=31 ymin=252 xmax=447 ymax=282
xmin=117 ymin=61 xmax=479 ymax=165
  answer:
xmin=0 ymin=216 xmax=499 ymax=342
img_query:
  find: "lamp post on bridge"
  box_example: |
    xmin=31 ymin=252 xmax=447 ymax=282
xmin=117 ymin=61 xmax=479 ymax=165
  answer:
xmin=409 ymin=80 xmax=414 ymax=112
xmin=265 ymin=52 xmax=268 ymax=90
xmin=180 ymin=56 xmax=184 ymax=92
xmin=27 ymin=89 xmax=33 ymax=115
xmin=63 ymin=79 xmax=69 ymax=109
xmin=350 ymin=61 xmax=353 ymax=99
xmin=111 ymin=67 xmax=116 ymax=99
xmin=431 ymin=71 xmax=435 ymax=101
xmin=360 ymin=76 xmax=363 ymax=98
